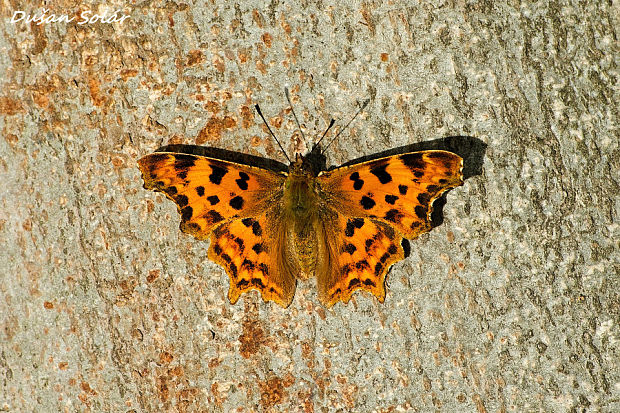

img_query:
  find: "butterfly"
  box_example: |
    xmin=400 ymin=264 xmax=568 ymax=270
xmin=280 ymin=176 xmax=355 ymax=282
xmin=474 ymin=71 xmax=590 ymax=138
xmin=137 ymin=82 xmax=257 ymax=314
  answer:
xmin=137 ymin=94 xmax=463 ymax=308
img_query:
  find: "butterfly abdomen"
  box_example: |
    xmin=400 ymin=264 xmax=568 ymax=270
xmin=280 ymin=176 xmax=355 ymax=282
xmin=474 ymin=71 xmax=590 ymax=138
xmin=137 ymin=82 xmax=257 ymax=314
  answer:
xmin=287 ymin=221 xmax=318 ymax=280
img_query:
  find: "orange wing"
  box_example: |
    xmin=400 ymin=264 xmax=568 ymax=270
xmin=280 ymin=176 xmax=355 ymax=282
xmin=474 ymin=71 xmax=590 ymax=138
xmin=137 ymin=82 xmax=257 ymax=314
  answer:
xmin=138 ymin=152 xmax=285 ymax=239
xmin=318 ymin=151 xmax=463 ymax=238
xmin=316 ymin=150 xmax=463 ymax=306
xmin=315 ymin=214 xmax=405 ymax=307
xmin=208 ymin=210 xmax=298 ymax=307
xmin=138 ymin=152 xmax=296 ymax=306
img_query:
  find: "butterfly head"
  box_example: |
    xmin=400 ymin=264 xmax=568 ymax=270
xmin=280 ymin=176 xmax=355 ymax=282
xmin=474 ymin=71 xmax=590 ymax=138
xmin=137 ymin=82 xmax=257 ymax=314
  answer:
xmin=288 ymin=145 xmax=327 ymax=177
xmin=289 ymin=153 xmax=314 ymax=177
xmin=256 ymin=91 xmax=367 ymax=177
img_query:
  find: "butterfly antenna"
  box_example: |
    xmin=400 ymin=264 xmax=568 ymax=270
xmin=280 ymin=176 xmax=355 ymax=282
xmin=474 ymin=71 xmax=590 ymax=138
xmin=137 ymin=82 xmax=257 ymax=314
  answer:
xmin=322 ymin=98 xmax=370 ymax=154
xmin=314 ymin=118 xmax=336 ymax=148
xmin=285 ymin=87 xmax=306 ymax=142
xmin=255 ymin=104 xmax=291 ymax=163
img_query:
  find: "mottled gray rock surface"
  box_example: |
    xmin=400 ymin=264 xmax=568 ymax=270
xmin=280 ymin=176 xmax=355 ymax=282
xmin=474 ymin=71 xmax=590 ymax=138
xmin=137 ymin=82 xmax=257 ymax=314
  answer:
xmin=1 ymin=1 xmax=618 ymax=411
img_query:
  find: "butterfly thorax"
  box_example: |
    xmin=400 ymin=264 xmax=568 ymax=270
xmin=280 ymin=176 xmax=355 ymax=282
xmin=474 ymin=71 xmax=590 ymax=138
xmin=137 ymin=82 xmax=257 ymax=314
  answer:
xmin=285 ymin=154 xmax=319 ymax=212
xmin=284 ymin=153 xmax=322 ymax=278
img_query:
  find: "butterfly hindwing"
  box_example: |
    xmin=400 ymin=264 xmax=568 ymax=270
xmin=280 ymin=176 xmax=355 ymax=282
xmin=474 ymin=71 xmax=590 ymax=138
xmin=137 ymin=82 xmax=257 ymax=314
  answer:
xmin=138 ymin=152 xmax=285 ymax=239
xmin=316 ymin=214 xmax=405 ymax=307
xmin=319 ymin=150 xmax=463 ymax=239
xmin=208 ymin=211 xmax=297 ymax=307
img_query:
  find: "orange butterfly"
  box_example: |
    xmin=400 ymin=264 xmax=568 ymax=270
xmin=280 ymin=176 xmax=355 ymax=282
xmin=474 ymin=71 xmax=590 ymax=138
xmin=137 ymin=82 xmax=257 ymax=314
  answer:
xmin=138 ymin=94 xmax=463 ymax=308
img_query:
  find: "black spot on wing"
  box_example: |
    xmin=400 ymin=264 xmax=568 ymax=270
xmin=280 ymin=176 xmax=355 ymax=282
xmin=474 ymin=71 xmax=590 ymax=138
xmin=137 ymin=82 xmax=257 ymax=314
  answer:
xmin=212 ymin=224 xmax=227 ymax=237
xmin=229 ymin=262 xmax=238 ymax=277
xmin=234 ymin=237 xmax=245 ymax=252
xmin=379 ymin=252 xmax=390 ymax=263
xmin=343 ymin=243 xmax=357 ymax=255
xmin=398 ymin=185 xmax=408 ymax=195
xmin=356 ymin=260 xmax=370 ymax=270
xmin=417 ymin=192 xmax=431 ymax=205
xmin=363 ymin=278 xmax=376 ymax=287
xmin=345 ymin=218 xmax=365 ymax=237
xmin=251 ymin=278 xmax=265 ymax=288
xmin=206 ymin=209 xmax=224 ymax=224
xmin=370 ymin=163 xmax=392 ymax=184
xmin=400 ymin=153 xmax=425 ymax=170
xmin=196 ymin=186 xmax=205 ymax=196
xmin=209 ymin=164 xmax=228 ymax=185
xmin=173 ymin=155 xmax=196 ymax=169
xmin=177 ymin=170 xmax=188 ymax=180
xmin=415 ymin=205 xmax=427 ymax=219
xmin=349 ymin=172 xmax=364 ymax=190
xmin=374 ymin=262 xmax=383 ymax=276
xmin=340 ymin=263 xmax=353 ymax=276
xmin=207 ymin=195 xmax=220 ymax=205
xmin=186 ymin=222 xmax=201 ymax=232
xmin=258 ymin=263 xmax=269 ymax=275
xmin=345 ymin=222 xmax=355 ymax=237
xmin=252 ymin=243 xmax=264 ymax=254
xmin=385 ymin=194 xmax=398 ymax=205
xmin=251 ymin=221 xmax=262 ymax=236
xmin=181 ymin=206 xmax=193 ymax=221
xmin=382 ymin=224 xmax=396 ymax=240
xmin=242 ymin=259 xmax=255 ymax=271
xmin=384 ymin=209 xmax=404 ymax=223
xmin=241 ymin=218 xmax=254 ymax=227
xmin=213 ymin=244 xmax=222 ymax=255
xmin=347 ymin=278 xmax=361 ymax=289
xmin=165 ymin=186 xmax=178 ymax=196
xmin=388 ymin=244 xmax=398 ymax=254
xmin=360 ymin=195 xmax=376 ymax=210
xmin=229 ymin=195 xmax=244 ymax=210
xmin=236 ymin=172 xmax=249 ymax=190
xmin=176 ymin=194 xmax=189 ymax=207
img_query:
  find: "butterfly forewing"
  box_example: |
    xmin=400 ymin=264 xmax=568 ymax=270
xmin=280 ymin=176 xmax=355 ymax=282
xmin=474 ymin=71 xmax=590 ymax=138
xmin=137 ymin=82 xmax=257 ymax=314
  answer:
xmin=138 ymin=152 xmax=286 ymax=239
xmin=318 ymin=150 xmax=463 ymax=239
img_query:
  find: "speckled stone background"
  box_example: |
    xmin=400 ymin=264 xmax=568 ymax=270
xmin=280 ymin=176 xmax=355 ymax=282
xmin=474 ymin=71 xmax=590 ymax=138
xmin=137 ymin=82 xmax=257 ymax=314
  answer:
xmin=1 ymin=0 xmax=618 ymax=412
